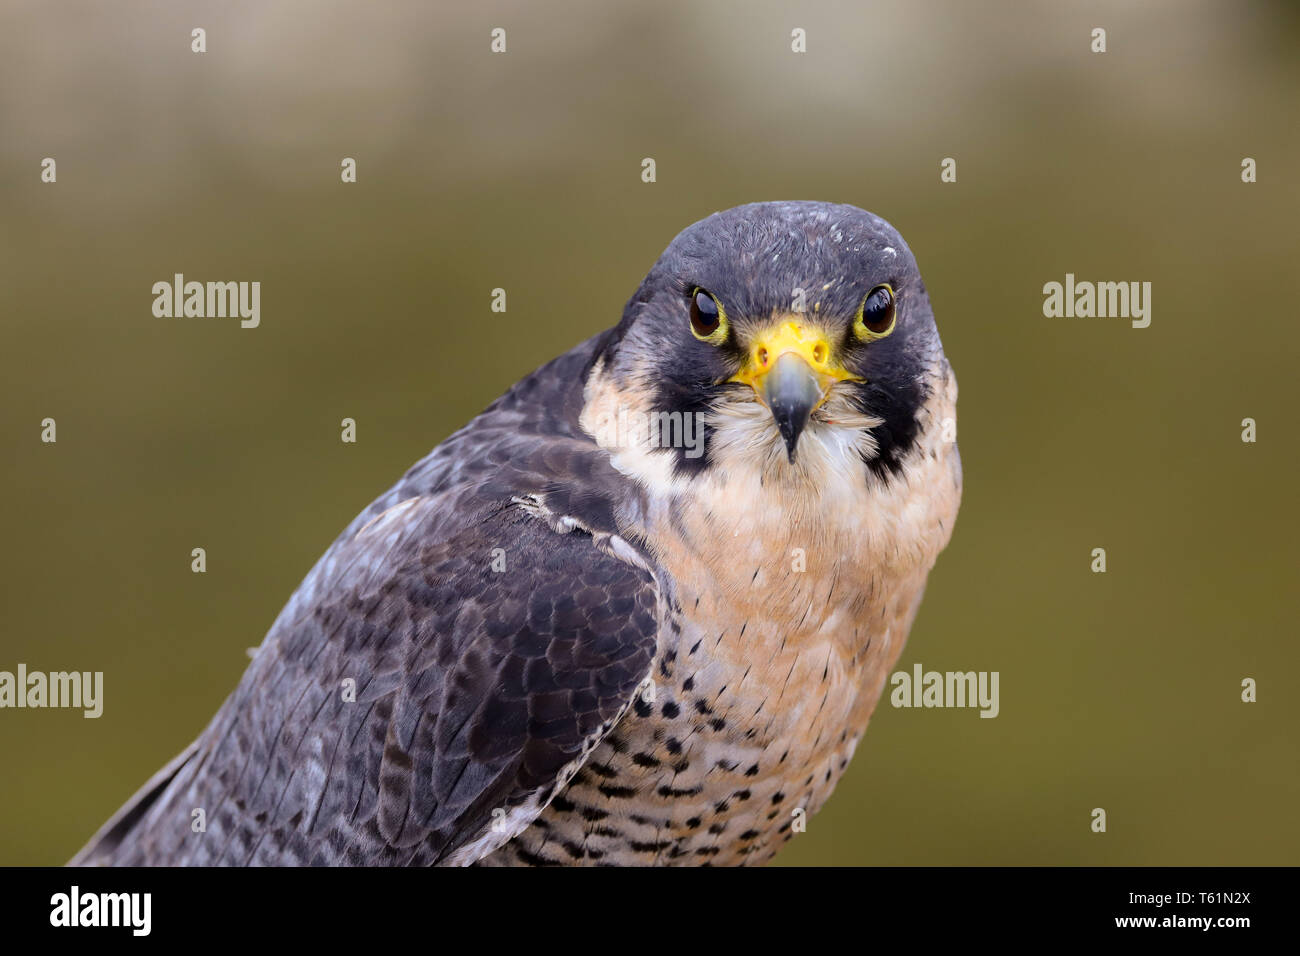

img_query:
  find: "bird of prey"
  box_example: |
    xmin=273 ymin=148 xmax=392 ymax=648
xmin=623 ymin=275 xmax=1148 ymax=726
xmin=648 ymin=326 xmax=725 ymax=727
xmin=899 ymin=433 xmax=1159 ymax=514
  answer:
xmin=74 ymin=200 xmax=961 ymax=866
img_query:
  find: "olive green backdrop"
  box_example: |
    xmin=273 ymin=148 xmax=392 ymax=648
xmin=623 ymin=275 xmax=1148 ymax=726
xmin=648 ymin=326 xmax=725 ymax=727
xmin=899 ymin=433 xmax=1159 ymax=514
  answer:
xmin=2 ymin=0 xmax=1297 ymax=866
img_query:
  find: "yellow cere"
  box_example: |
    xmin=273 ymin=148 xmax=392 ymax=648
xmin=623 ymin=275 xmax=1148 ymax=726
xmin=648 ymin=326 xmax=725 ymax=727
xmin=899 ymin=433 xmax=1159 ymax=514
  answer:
xmin=728 ymin=319 xmax=863 ymax=391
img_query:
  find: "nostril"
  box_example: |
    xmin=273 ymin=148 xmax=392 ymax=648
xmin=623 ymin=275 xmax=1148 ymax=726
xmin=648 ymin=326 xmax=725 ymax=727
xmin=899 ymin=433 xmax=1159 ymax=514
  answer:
xmin=812 ymin=343 xmax=827 ymax=365
xmin=757 ymin=347 xmax=769 ymax=367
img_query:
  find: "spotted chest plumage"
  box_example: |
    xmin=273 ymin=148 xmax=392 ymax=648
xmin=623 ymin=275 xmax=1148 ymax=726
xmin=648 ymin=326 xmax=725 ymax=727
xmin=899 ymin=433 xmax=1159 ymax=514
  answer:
xmin=479 ymin=550 xmax=940 ymax=866
xmin=482 ymin=355 xmax=960 ymax=866
xmin=481 ymin=609 xmax=881 ymax=866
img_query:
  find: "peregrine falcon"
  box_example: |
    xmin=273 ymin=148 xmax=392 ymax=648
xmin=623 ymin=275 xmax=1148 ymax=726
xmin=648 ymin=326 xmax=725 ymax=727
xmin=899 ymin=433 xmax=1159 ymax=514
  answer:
xmin=74 ymin=200 xmax=961 ymax=866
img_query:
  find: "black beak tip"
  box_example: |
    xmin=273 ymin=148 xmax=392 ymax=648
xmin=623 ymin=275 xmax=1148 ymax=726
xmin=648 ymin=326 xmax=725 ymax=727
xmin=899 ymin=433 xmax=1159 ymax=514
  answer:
xmin=772 ymin=405 xmax=808 ymax=462
xmin=763 ymin=352 xmax=822 ymax=464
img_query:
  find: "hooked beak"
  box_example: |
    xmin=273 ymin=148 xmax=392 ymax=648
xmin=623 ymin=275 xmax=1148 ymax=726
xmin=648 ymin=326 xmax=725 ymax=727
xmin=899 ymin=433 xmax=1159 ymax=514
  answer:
xmin=763 ymin=352 xmax=824 ymax=460
xmin=728 ymin=320 xmax=862 ymax=461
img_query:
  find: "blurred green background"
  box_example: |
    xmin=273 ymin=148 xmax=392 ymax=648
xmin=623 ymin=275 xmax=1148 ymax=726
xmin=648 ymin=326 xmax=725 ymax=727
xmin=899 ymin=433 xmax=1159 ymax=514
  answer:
xmin=2 ymin=0 xmax=1297 ymax=866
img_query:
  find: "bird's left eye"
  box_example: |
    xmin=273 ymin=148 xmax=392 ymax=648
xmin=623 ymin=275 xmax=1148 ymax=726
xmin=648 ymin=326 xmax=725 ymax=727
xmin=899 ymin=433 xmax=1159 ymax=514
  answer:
xmin=854 ymin=284 xmax=896 ymax=341
xmin=689 ymin=288 xmax=728 ymax=344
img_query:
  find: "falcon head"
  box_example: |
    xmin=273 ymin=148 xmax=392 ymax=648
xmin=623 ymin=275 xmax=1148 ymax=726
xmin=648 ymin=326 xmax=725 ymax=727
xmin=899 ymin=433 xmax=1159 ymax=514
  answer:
xmin=583 ymin=201 xmax=952 ymax=491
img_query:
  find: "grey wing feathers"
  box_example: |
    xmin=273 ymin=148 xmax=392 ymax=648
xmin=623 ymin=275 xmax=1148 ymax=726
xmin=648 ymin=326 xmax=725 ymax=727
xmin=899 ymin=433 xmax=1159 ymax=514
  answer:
xmin=74 ymin=499 xmax=660 ymax=866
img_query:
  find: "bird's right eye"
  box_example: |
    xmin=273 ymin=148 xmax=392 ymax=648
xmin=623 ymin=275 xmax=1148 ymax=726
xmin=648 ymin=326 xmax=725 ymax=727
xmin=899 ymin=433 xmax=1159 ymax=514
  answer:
xmin=689 ymin=288 xmax=727 ymax=344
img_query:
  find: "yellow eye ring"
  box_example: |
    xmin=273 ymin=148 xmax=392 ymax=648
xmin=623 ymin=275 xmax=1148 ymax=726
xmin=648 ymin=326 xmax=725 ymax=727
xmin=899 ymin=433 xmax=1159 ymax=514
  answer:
xmin=689 ymin=288 xmax=728 ymax=345
xmin=854 ymin=284 xmax=896 ymax=342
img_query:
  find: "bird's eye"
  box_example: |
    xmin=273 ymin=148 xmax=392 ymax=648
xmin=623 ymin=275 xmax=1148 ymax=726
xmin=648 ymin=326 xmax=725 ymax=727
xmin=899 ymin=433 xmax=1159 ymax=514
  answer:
xmin=854 ymin=284 xmax=896 ymax=341
xmin=689 ymin=288 xmax=727 ymax=344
